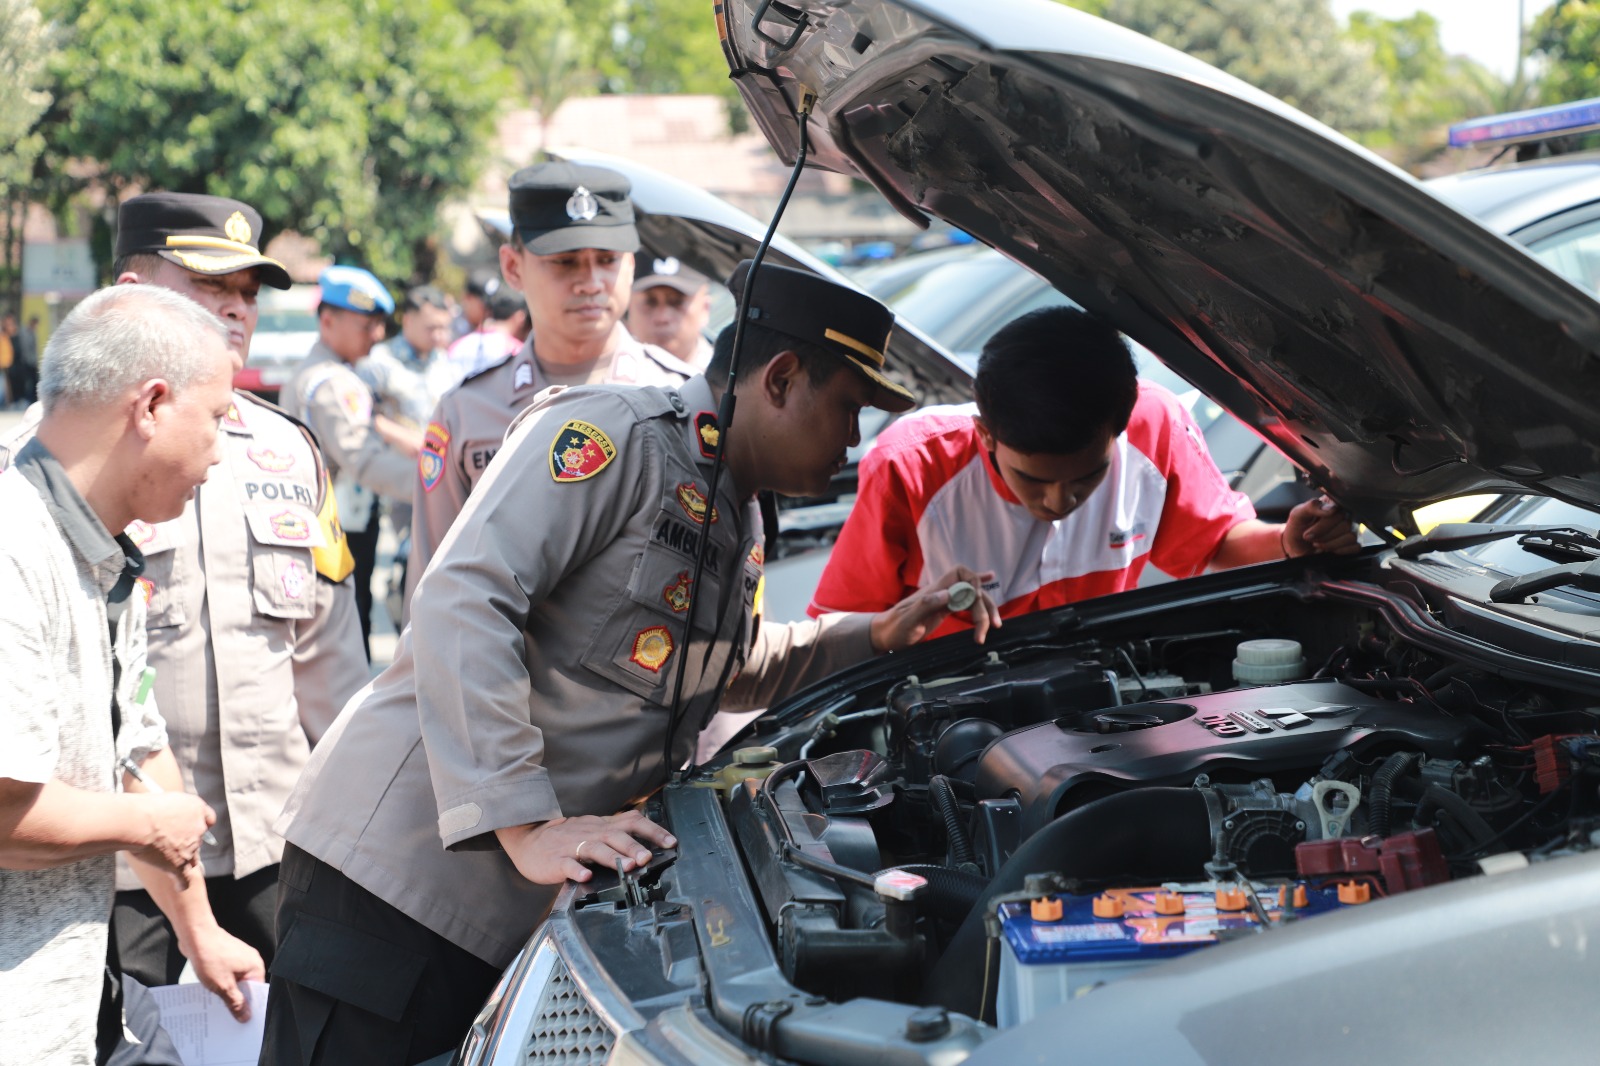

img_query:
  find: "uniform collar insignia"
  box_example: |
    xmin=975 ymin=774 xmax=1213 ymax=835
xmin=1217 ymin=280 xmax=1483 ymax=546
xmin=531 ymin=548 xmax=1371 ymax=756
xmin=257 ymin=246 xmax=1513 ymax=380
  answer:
xmin=695 ymin=411 xmax=720 ymax=460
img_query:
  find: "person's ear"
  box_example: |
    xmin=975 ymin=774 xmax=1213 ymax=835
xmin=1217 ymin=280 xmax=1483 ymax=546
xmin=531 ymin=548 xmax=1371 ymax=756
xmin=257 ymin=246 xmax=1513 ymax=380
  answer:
xmin=115 ymin=271 xmax=145 ymax=286
xmin=972 ymin=414 xmax=997 ymax=452
xmin=132 ymin=379 xmax=171 ymax=442
xmin=498 ymin=243 xmax=523 ymax=290
xmin=761 ymin=350 xmax=803 ymax=408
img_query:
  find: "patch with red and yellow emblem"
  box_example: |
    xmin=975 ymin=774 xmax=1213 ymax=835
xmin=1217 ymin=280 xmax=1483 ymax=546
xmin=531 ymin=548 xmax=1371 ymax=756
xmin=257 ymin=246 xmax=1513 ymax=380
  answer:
xmin=663 ymin=570 xmax=693 ymax=613
xmin=247 ymin=447 xmax=296 ymax=473
xmin=126 ymin=520 xmax=157 ymax=548
xmin=549 ymin=420 xmax=617 ymax=482
xmin=749 ymin=544 xmax=765 ymax=567
xmin=419 ymin=422 xmax=450 ymax=493
xmin=136 ymin=577 xmax=155 ymax=606
xmin=676 ymin=482 xmax=718 ymax=525
xmin=695 ymin=411 xmax=720 ymax=459
xmin=270 ymin=510 xmax=313 ymax=542
xmin=223 ymin=403 xmax=246 ymax=431
xmin=630 ymin=625 xmax=674 ymax=673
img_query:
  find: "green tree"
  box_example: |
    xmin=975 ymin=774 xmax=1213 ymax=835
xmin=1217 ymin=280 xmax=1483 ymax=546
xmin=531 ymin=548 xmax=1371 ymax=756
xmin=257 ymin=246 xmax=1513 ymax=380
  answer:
xmin=1061 ymin=0 xmax=1388 ymax=135
xmin=35 ymin=0 xmax=509 ymax=284
xmin=1531 ymin=0 xmax=1600 ymax=104
xmin=0 ymin=0 xmax=53 ymax=297
xmin=1346 ymin=11 xmax=1504 ymax=166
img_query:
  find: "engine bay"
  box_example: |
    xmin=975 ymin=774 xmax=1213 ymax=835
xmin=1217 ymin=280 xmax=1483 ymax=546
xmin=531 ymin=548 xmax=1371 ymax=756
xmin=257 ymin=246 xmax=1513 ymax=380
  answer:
xmin=700 ymin=581 xmax=1600 ymax=1025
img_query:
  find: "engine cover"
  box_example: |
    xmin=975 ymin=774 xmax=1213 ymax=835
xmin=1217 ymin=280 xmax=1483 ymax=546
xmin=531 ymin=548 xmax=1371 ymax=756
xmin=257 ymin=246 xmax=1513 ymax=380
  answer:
xmin=974 ymin=680 xmax=1486 ymax=836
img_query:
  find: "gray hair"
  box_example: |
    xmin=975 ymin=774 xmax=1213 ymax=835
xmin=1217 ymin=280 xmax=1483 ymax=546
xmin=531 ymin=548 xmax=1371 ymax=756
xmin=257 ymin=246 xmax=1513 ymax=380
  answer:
xmin=39 ymin=285 xmax=230 ymax=410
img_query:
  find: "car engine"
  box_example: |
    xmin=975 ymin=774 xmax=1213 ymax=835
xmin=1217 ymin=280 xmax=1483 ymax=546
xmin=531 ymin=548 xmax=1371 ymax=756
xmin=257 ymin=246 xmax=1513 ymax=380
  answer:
xmin=708 ymin=583 xmax=1600 ymax=1026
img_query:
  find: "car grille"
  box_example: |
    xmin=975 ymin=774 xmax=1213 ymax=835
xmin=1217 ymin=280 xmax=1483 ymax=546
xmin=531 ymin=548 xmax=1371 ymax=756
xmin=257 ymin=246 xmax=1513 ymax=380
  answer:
xmin=522 ymin=950 xmax=616 ymax=1065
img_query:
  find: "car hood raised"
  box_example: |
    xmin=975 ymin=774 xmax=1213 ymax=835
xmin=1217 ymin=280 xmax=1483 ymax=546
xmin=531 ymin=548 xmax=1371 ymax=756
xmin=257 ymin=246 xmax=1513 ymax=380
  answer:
xmin=720 ymin=0 xmax=1600 ymax=525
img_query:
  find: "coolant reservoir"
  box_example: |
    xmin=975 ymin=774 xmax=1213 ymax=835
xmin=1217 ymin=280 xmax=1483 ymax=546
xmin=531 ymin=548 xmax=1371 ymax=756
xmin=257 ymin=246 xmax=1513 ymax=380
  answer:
xmin=1232 ymin=639 xmax=1307 ymax=685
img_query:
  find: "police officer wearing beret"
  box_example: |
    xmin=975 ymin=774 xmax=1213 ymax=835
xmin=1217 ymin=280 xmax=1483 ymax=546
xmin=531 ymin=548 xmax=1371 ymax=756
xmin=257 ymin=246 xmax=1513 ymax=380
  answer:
xmin=1 ymin=193 xmax=371 ymax=1021
xmin=259 ymin=260 xmax=1001 ymax=1063
xmin=404 ymin=162 xmax=695 ymax=617
xmin=284 ymin=266 xmax=419 ymax=656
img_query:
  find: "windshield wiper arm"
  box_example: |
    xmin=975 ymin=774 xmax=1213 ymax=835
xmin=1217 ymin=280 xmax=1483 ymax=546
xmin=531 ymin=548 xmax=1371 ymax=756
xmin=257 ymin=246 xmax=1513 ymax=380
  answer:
xmin=1491 ymin=559 xmax=1600 ymax=603
xmin=1395 ymin=523 xmax=1600 ymax=561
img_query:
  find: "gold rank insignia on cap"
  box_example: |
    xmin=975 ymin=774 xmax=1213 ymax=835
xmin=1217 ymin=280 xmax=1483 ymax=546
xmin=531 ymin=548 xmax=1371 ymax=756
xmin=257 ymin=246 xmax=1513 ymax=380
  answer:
xmin=630 ymin=625 xmax=674 ymax=673
xmin=224 ymin=211 xmax=253 ymax=244
xmin=549 ymin=419 xmax=617 ymax=482
xmin=676 ymin=482 xmax=719 ymax=525
xmin=663 ymin=570 xmax=692 ymax=613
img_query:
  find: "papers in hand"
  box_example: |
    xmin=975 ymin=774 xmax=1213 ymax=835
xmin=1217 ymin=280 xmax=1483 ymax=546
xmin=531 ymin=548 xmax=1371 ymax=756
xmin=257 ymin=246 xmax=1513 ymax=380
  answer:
xmin=147 ymin=981 xmax=268 ymax=1066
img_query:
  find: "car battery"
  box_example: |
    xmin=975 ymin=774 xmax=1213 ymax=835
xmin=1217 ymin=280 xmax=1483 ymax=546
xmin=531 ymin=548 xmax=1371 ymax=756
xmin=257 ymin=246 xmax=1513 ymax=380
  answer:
xmin=995 ymin=882 xmax=1357 ymax=1027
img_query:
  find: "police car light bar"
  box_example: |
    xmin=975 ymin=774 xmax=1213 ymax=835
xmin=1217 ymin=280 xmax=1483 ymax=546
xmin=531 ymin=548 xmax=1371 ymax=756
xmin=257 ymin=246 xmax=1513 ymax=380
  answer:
xmin=1449 ymin=98 xmax=1600 ymax=149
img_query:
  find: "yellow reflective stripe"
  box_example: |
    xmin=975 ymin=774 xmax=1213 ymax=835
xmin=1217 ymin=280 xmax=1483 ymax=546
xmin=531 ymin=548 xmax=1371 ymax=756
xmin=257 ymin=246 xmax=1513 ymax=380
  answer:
xmin=311 ymin=472 xmax=355 ymax=583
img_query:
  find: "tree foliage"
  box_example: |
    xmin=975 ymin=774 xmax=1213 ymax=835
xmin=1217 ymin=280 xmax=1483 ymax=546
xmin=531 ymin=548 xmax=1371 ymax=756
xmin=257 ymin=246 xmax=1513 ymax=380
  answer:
xmin=1531 ymin=0 xmax=1600 ymax=104
xmin=1 ymin=0 xmax=52 ymax=204
xmin=37 ymin=0 xmax=509 ymax=283
xmin=1346 ymin=11 xmax=1504 ymax=166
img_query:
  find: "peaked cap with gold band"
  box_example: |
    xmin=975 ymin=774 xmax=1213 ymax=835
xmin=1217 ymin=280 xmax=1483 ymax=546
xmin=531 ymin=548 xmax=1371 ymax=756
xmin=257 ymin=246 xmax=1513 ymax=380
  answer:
xmin=116 ymin=192 xmax=291 ymax=290
xmin=726 ymin=259 xmax=914 ymax=413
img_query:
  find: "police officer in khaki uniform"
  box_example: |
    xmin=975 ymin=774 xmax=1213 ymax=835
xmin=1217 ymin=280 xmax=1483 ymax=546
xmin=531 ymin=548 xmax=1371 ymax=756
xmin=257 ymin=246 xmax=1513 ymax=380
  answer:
xmin=259 ymin=261 xmax=1001 ymax=1064
xmin=629 ymin=256 xmax=715 ymax=368
xmin=404 ymin=162 xmax=695 ymax=619
xmin=1 ymin=194 xmax=372 ymax=1019
xmin=284 ymin=266 xmax=418 ymax=655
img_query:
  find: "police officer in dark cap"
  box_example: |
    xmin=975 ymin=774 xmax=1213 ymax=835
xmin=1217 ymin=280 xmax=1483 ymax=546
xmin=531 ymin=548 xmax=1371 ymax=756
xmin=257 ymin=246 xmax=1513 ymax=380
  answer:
xmin=404 ymin=160 xmax=694 ymax=614
xmin=260 ymin=256 xmax=999 ymax=1063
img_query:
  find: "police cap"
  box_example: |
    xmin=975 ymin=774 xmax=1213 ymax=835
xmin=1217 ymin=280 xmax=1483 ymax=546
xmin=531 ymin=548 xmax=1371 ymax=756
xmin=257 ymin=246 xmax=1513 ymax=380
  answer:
xmin=634 ymin=256 xmax=710 ymax=296
xmin=318 ymin=266 xmax=395 ymax=316
xmin=508 ymin=162 xmax=639 ymax=256
xmin=116 ymin=192 xmax=291 ymax=290
xmin=727 ymin=259 xmax=914 ymax=413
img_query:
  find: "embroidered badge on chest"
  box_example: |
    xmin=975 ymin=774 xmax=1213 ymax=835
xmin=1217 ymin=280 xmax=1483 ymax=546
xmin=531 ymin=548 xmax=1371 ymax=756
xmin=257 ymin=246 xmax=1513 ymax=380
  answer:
xmin=223 ymin=403 xmax=246 ymax=431
xmin=695 ymin=411 xmax=720 ymax=459
xmin=136 ymin=577 xmax=155 ymax=606
xmin=420 ymin=422 xmax=450 ymax=493
xmin=248 ymin=447 xmax=295 ymax=473
xmin=663 ymin=570 xmax=693 ymax=613
xmin=281 ymin=559 xmax=309 ymax=601
xmin=676 ymin=482 xmax=718 ymax=525
xmin=271 ymin=510 xmax=313 ymax=541
xmin=630 ymin=625 xmax=674 ymax=673
xmin=748 ymin=543 xmax=765 ymax=567
xmin=549 ymin=420 xmax=617 ymax=482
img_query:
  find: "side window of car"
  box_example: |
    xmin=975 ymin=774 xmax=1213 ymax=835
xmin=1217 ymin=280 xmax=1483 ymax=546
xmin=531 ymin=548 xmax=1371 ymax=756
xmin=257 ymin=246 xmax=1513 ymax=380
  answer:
xmin=1527 ymin=215 xmax=1600 ymax=299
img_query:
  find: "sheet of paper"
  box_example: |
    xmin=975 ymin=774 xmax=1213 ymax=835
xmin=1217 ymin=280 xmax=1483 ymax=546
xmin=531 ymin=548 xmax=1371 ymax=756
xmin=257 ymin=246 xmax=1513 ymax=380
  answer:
xmin=147 ymin=981 xmax=268 ymax=1066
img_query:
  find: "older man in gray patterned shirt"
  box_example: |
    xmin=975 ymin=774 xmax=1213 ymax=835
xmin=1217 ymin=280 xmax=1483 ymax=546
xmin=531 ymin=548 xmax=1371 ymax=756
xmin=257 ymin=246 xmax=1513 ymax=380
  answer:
xmin=0 ymin=285 xmax=245 ymax=1064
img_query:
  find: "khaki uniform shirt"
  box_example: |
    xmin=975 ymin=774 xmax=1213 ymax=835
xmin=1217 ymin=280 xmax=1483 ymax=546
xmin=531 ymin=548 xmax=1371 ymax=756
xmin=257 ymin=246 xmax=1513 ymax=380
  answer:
xmin=404 ymin=330 xmax=694 ymax=619
xmin=284 ymin=341 xmax=416 ymax=532
xmin=281 ymin=375 xmax=875 ymax=967
xmin=0 ymin=394 xmax=370 ymax=882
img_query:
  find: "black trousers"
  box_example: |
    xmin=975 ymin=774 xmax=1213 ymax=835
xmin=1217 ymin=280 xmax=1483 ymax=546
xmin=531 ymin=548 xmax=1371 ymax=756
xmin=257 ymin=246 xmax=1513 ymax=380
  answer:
xmin=258 ymin=844 xmax=501 ymax=1066
xmin=114 ymin=864 xmax=281 ymax=986
xmin=348 ymin=499 xmax=381 ymax=660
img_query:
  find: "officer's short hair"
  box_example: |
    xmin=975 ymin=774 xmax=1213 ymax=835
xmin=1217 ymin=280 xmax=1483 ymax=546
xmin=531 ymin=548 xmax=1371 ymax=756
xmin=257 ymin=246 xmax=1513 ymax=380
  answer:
xmin=112 ymin=252 xmax=171 ymax=281
xmin=975 ymin=306 xmax=1138 ymax=455
xmin=40 ymin=285 xmax=229 ymax=412
xmin=402 ymin=285 xmax=448 ymax=313
xmin=705 ymin=322 xmax=842 ymax=393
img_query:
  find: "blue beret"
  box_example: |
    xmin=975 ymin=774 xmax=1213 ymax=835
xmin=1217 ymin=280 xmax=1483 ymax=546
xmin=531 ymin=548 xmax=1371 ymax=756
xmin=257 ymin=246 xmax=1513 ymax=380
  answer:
xmin=318 ymin=265 xmax=394 ymax=315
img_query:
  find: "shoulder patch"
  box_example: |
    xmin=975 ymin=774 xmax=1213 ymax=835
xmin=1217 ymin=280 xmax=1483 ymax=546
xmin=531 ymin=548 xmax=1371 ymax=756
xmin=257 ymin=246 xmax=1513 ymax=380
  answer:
xmin=420 ymin=421 xmax=450 ymax=493
xmin=334 ymin=375 xmax=371 ymax=422
xmin=695 ymin=411 xmax=720 ymax=459
xmin=630 ymin=625 xmax=674 ymax=673
xmin=513 ymin=361 xmax=535 ymax=390
xmin=549 ymin=419 xmax=617 ymax=483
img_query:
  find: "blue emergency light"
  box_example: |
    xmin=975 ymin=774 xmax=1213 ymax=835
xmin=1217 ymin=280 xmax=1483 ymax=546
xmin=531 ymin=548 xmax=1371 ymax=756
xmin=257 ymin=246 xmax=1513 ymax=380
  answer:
xmin=1448 ymin=98 xmax=1600 ymax=149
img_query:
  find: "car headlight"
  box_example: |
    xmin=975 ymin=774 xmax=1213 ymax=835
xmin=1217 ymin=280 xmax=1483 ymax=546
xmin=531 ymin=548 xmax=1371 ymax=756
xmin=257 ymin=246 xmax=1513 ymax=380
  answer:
xmin=456 ymin=936 xmax=618 ymax=1066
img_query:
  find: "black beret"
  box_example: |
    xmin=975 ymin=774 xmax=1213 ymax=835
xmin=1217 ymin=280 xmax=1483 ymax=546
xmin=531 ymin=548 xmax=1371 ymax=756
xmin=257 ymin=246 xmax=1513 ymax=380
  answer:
xmin=727 ymin=259 xmax=913 ymax=413
xmin=116 ymin=192 xmax=290 ymax=289
xmin=508 ymin=162 xmax=639 ymax=256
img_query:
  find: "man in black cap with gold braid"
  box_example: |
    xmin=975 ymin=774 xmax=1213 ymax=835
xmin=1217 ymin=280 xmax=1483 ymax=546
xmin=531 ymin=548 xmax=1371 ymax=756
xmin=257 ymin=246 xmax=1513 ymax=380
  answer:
xmin=261 ymin=258 xmax=1000 ymax=1063
xmin=78 ymin=194 xmax=369 ymax=1018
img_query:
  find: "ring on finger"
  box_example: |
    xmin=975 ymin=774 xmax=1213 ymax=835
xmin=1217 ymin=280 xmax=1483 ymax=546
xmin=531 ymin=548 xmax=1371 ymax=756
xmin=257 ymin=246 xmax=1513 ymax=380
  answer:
xmin=576 ymin=839 xmax=590 ymax=861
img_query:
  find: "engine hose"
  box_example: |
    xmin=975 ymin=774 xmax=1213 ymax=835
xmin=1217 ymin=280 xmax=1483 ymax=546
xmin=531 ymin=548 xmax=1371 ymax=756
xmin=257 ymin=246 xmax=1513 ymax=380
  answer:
xmin=921 ymin=787 xmax=1213 ymax=1022
xmin=1368 ymin=752 xmax=1422 ymax=838
xmin=1417 ymin=784 xmax=1499 ymax=850
xmin=929 ymin=775 xmax=975 ymax=867
xmin=878 ymin=863 xmax=990 ymax=921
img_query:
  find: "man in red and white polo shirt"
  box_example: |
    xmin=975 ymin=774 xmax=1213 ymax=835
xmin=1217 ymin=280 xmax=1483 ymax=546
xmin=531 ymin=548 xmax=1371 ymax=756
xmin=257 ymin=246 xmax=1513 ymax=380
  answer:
xmin=810 ymin=307 xmax=1357 ymax=640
